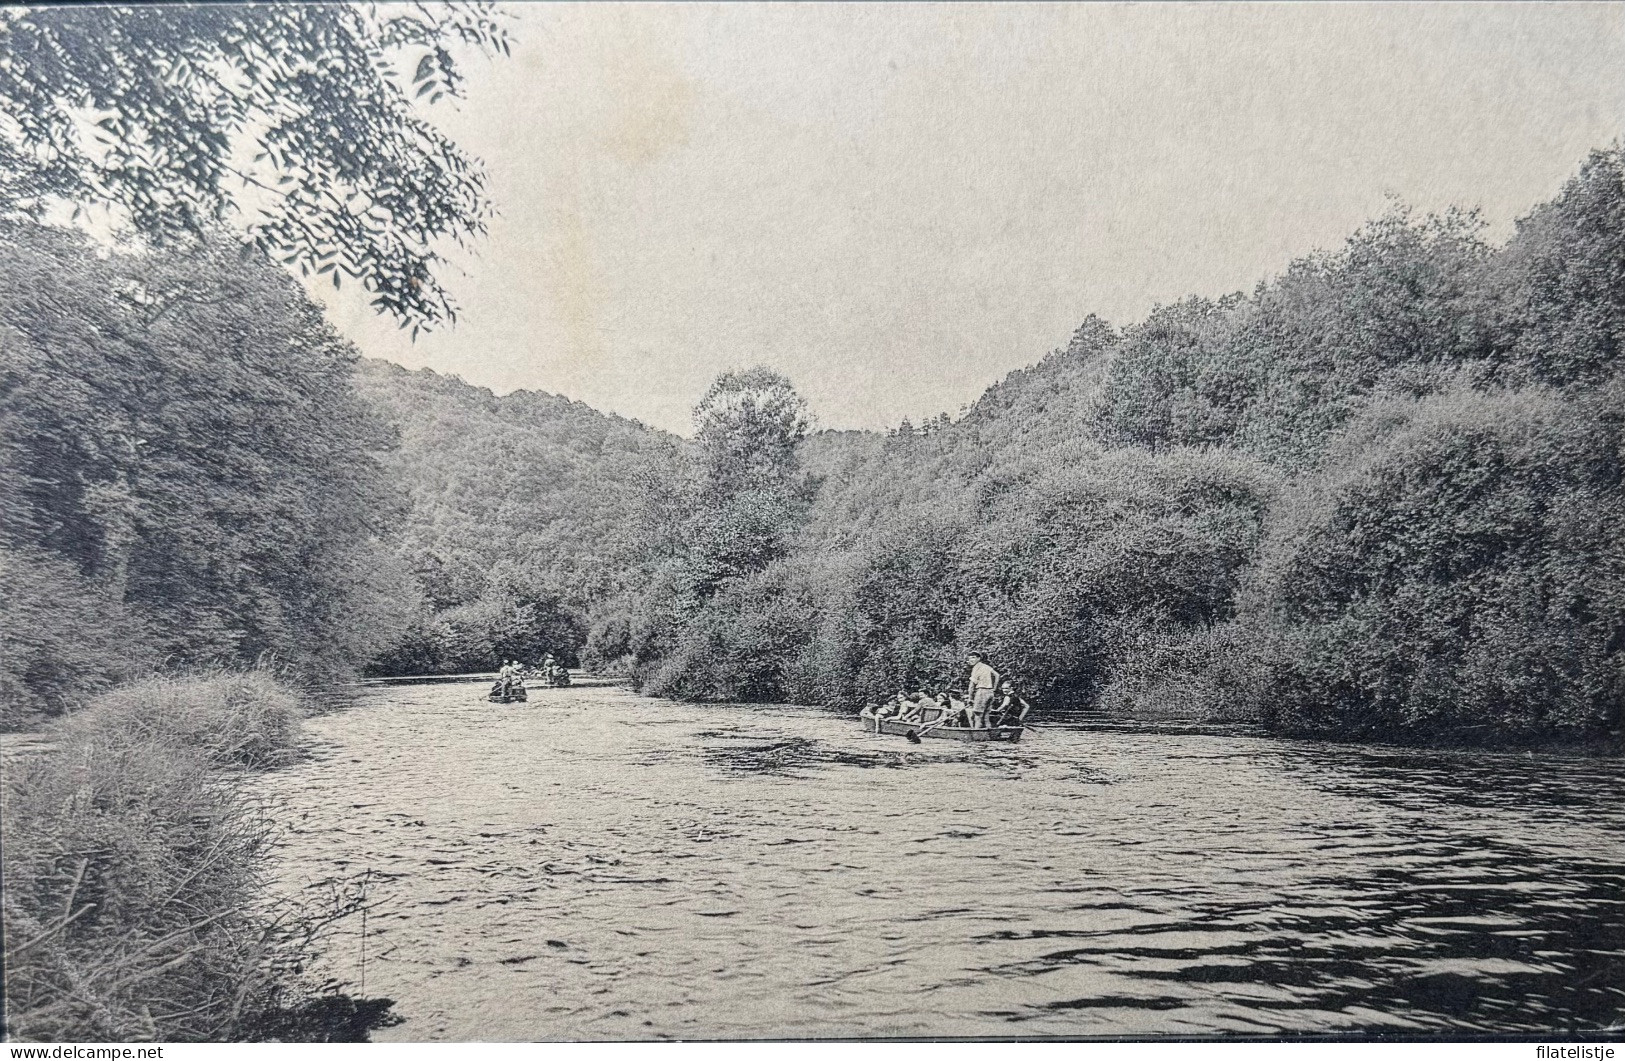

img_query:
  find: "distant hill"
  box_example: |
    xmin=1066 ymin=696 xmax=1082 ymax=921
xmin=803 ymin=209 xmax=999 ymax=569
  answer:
xmin=595 ymin=148 xmax=1625 ymax=751
xmin=357 ymin=359 xmax=683 ymax=609
xmin=355 ymin=360 xmax=683 ymax=672
xmin=362 ymin=322 xmax=1117 ymax=617
xmin=792 ymin=317 xmax=1117 ymax=552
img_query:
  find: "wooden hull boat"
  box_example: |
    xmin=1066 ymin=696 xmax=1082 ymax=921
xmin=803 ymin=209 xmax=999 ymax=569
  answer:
xmin=865 ymin=715 xmax=1023 ymax=742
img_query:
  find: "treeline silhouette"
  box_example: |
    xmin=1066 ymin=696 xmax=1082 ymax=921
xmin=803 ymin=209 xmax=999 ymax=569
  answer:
xmin=355 ymin=360 xmax=679 ymax=676
xmin=0 ymin=224 xmax=414 ymax=725
xmin=585 ymin=148 xmax=1625 ymax=748
xmin=4 ymin=149 xmax=1620 ymax=748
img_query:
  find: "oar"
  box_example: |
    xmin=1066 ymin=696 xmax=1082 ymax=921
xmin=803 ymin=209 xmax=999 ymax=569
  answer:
xmin=907 ymin=706 xmax=958 ymax=743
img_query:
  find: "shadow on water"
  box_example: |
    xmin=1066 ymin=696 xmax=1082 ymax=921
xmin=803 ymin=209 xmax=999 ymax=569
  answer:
xmin=244 ymin=994 xmax=404 ymax=1042
xmin=303 ymin=684 xmax=372 ymax=718
xmin=698 ymin=734 xmax=923 ymax=775
xmin=690 ymin=727 xmax=1072 ymax=780
xmin=1293 ymin=747 xmax=1624 ymax=816
xmin=987 ymin=840 xmax=1625 ymax=1033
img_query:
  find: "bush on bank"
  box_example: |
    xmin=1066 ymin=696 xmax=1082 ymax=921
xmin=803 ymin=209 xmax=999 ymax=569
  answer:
xmin=1 ymin=671 xmax=398 ymax=1041
xmin=585 ymin=149 xmax=1625 ymax=750
xmin=1236 ymin=383 xmax=1625 ymax=745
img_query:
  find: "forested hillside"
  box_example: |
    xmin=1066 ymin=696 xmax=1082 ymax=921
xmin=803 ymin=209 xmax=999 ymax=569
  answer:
xmin=8 ymin=147 xmax=1619 ymax=751
xmin=357 ymin=362 xmax=681 ymax=674
xmin=592 ymin=148 xmax=1625 ymax=749
xmin=0 ymin=224 xmax=415 ymax=725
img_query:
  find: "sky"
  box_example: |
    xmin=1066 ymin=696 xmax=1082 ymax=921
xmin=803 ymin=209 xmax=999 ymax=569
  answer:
xmin=312 ymin=2 xmax=1625 ymax=435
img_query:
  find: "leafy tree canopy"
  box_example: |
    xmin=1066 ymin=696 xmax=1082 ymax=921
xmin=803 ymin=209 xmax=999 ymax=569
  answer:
xmin=578 ymin=148 xmax=1625 ymax=747
xmin=0 ymin=221 xmax=416 ymax=717
xmin=693 ymin=366 xmax=812 ymax=500
xmin=0 ymin=3 xmax=509 ymax=329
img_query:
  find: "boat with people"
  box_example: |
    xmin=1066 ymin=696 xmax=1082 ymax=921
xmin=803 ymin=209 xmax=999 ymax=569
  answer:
xmin=865 ymin=711 xmax=1024 ymax=742
xmin=487 ymin=654 xmax=578 ymax=702
xmin=487 ymin=660 xmax=529 ymax=703
xmin=526 ymin=653 xmax=572 ymax=687
xmin=487 ymin=682 xmax=527 ymax=704
xmin=859 ymin=652 xmax=1032 ymax=743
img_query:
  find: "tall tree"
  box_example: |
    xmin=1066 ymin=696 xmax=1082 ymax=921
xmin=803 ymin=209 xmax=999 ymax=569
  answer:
xmin=0 ymin=3 xmax=509 ymax=328
xmin=0 ymin=223 xmax=415 ymax=711
xmin=684 ymin=366 xmax=813 ymax=596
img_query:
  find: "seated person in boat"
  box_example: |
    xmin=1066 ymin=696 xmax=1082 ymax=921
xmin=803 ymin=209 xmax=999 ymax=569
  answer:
xmin=901 ymin=690 xmax=940 ymax=722
xmin=933 ymin=691 xmax=971 ymax=727
xmin=993 ymin=681 xmax=1032 ymax=726
xmin=867 ymin=690 xmax=933 ymax=724
xmin=863 ymin=689 xmax=913 ymax=721
xmin=896 ymin=690 xmax=940 ymax=722
xmin=862 ymin=692 xmax=905 ymax=722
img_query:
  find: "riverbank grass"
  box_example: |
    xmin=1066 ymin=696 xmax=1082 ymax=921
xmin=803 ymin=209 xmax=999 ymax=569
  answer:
xmin=2 ymin=670 xmax=396 ymax=1041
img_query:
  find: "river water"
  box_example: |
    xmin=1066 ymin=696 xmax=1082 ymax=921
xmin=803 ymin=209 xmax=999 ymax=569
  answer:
xmin=259 ymin=680 xmax=1625 ymax=1040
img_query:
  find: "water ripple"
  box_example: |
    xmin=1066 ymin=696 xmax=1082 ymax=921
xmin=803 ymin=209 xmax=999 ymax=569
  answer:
xmin=257 ymin=683 xmax=1625 ymax=1040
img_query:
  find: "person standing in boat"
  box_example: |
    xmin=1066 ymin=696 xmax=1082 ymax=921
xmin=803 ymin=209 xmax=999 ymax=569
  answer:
xmin=491 ymin=660 xmax=516 ymax=700
xmin=965 ymin=652 xmax=1001 ymax=728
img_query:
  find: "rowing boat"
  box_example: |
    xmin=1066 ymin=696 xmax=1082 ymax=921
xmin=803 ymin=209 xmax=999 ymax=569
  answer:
xmin=864 ymin=714 xmax=1023 ymax=742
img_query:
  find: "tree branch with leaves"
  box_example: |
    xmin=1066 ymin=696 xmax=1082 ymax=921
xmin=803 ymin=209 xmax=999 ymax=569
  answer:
xmin=0 ymin=2 xmax=511 ymax=331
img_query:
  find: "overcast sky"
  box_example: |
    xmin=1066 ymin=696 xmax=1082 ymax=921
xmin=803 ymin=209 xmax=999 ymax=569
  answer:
xmin=313 ymin=2 xmax=1625 ymax=435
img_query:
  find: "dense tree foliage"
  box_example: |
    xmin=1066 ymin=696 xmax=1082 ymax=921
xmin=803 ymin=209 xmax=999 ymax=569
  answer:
xmin=0 ymin=223 xmax=413 ymax=722
xmin=578 ymin=367 xmax=814 ymax=697
xmin=1244 ymin=383 xmax=1625 ymax=741
xmin=577 ymin=148 xmax=1625 ymax=747
xmin=0 ymin=3 xmax=508 ymax=327
xmin=1091 ymin=209 xmax=1491 ymax=468
xmin=355 ymin=360 xmax=682 ymax=675
xmin=18 ymin=146 xmax=1615 ymax=749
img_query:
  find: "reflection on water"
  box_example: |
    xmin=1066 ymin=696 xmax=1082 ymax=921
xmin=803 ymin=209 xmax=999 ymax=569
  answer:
xmin=258 ymin=683 xmax=1625 ymax=1040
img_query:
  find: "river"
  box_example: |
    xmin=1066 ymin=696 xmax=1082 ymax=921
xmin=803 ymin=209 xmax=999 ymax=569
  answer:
xmin=258 ymin=679 xmax=1625 ymax=1040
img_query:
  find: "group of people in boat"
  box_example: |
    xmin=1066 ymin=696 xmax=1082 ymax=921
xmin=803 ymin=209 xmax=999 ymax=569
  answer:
xmin=488 ymin=653 xmax=572 ymax=702
xmin=532 ymin=654 xmax=572 ymax=687
xmin=490 ymin=660 xmax=530 ymax=702
xmin=860 ymin=652 xmax=1032 ymax=730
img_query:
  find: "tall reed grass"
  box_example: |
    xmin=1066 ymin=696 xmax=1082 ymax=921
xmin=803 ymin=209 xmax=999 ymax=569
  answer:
xmin=2 ymin=670 xmax=396 ymax=1041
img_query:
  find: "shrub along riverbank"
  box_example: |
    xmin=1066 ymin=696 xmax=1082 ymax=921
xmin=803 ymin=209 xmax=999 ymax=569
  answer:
xmin=0 ymin=223 xmax=418 ymax=730
xmin=1 ymin=670 xmax=397 ymax=1042
xmin=583 ymin=148 xmax=1625 ymax=752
